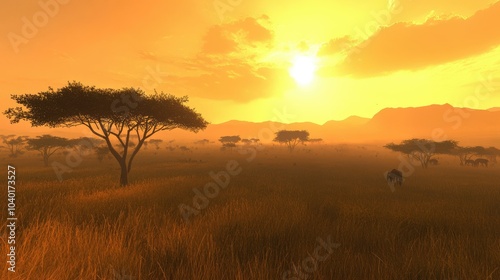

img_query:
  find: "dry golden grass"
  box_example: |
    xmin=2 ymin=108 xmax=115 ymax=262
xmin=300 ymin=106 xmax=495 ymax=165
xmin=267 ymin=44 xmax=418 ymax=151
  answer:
xmin=1 ymin=145 xmax=499 ymax=279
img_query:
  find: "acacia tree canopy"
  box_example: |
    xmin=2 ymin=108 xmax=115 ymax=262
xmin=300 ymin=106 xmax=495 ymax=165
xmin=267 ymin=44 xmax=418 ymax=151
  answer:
xmin=194 ymin=139 xmax=210 ymax=145
xmin=219 ymin=136 xmax=241 ymax=144
xmin=0 ymin=135 xmax=28 ymax=157
xmin=26 ymin=135 xmax=71 ymax=166
xmin=4 ymin=82 xmax=208 ymax=186
xmin=218 ymin=136 xmax=241 ymax=150
xmin=452 ymin=145 xmax=500 ymax=165
xmin=273 ymin=130 xmax=309 ymax=152
xmin=148 ymin=139 xmax=163 ymax=150
xmin=308 ymin=138 xmax=323 ymax=144
xmin=384 ymin=138 xmax=458 ymax=168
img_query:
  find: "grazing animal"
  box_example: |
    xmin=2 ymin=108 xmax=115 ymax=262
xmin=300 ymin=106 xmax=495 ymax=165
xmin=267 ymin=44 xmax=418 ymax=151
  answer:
xmin=428 ymin=158 xmax=439 ymax=165
xmin=474 ymin=158 xmax=489 ymax=167
xmin=465 ymin=159 xmax=475 ymax=166
xmin=387 ymin=169 xmax=403 ymax=186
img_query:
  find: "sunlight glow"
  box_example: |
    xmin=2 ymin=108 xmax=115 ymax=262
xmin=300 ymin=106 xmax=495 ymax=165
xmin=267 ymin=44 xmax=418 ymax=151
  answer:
xmin=289 ymin=55 xmax=317 ymax=86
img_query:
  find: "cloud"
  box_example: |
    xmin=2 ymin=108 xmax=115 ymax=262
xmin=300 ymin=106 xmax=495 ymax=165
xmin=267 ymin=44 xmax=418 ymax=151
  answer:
xmin=168 ymin=16 xmax=286 ymax=102
xmin=176 ymin=58 xmax=287 ymax=102
xmin=202 ymin=16 xmax=274 ymax=54
xmin=327 ymin=1 xmax=500 ymax=77
xmin=317 ymin=36 xmax=358 ymax=56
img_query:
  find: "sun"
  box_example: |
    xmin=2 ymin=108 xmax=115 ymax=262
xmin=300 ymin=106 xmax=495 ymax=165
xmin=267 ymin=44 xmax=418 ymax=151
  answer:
xmin=289 ymin=55 xmax=317 ymax=86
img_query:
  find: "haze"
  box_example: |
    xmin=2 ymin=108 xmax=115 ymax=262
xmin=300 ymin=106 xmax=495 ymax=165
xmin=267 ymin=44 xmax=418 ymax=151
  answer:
xmin=2 ymin=0 xmax=500 ymax=130
xmin=2 ymin=1 xmax=500 ymax=279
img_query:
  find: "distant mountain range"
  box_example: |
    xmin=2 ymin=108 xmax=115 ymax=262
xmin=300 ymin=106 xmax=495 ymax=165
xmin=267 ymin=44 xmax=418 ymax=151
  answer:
xmin=365 ymin=104 xmax=500 ymax=143
xmin=2 ymin=104 xmax=500 ymax=146
xmin=166 ymin=104 xmax=500 ymax=146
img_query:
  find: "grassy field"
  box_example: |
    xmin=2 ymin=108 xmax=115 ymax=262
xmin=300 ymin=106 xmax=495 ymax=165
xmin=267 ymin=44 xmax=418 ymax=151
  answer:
xmin=1 ymin=144 xmax=499 ymax=279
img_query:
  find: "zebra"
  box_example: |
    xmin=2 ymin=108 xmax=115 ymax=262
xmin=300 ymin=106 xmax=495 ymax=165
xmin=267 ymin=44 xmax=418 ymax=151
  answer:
xmin=474 ymin=158 xmax=489 ymax=167
xmin=465 ymin=159 xmax=475 ymax=166
xmin=386 ymin=169 xmax=403 ymax=186
xmin=428 ymin=158 xmax=439 ymax=165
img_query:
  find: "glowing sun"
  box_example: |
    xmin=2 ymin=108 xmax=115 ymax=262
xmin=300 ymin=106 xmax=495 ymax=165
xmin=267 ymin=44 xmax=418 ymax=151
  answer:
xmin=289 ymin=55 xmax=317 ymax=86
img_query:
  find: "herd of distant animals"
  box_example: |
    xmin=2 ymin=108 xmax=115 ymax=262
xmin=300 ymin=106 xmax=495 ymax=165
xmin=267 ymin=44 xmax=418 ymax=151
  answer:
xmin=428 ymin=158 xmax=490 ymax=167
xmin=465 ymin=158 xmax=489 ymax=167
xmin=387 ymin=158 xmax=490 ymax=186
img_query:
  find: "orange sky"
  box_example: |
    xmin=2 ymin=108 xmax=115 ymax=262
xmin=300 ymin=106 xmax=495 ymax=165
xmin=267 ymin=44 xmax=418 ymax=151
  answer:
xmin=1 ymin=0 xmax=500 ymax=129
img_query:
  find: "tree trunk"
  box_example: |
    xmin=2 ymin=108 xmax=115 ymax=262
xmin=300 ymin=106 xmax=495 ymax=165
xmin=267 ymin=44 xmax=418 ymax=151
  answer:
xmin=119 ymin=160 xmax=128 ymax=186
xmin=43 ymin=156 xmax=49 ymax=167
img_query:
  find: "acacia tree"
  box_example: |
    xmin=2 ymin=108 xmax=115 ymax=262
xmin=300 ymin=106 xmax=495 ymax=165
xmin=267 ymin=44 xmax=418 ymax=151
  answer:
xmin=26 ymin=135 xmax=72 ymax=166
xmin=94 ymin=146 xmax=111 ymax=162
xmin=384 ymin=138 xmax=457 ymax=168
xmin=485 ymin=146 xmax=500 ymax=165
xmin=308 ymin=138 xmax=323 ymax=145
xmin=0 ymin=135 xmax=27 ymax=157
xmin=241 ymin=138 xmax=261 ymax=146
xmin=273 ymin=130 xmax=309 ymax=152
xmin=219 ymin=135 xmax=241 ymax=150
xmin=250 ymin=138 xmax=260 ymax=144
xmin=148 ymin=139 xmax=163 ymax=150
xmin=4 ymin=82 xmax=208 ymax=186
xmin=452 ymin=146 xmax=484 ymax=165
xmin=194 ymin=139 xmax=209 ymax=145
xmin=70 ymin=137 xmax=104 ymax=155
xmin=179 ymin=146 xmax=191 ymax=152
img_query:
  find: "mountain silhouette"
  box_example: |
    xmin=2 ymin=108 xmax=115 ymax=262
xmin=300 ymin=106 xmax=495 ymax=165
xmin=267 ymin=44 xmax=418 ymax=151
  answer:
xmin=2 ymin=104 xmax=499 ymax=146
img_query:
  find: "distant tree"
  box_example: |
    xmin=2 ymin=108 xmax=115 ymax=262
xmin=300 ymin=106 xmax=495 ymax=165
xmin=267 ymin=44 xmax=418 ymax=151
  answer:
xmin=70 ymin=137 xmax=104 ymax=155
xmin=273 ymin=130 xmax=309 ymax=152
xmin=220 ymin=143 xmax=237 ymax=151
xmin=0 ymin=135 xmax=27 ymax=157
xmin=4 ymin=82 xmax=208 ymax=186
xmin=114 ymin=141 xmax=136 ymax=153
xmin=452 ymin=146 xmax=483 ymax=165
xmin=452 ymin=146 xmax=500 ymax=166
xmin=26 ymin=135 xmax=71 ymax=166
xmin=308 ymin=138 xmax=323 ymax=144
xmin=241 ymin=138 xmax=261 ymax=146
xmin=485 ymin=146 xmax=500 ymax=165
xmin=219 ymin=135 xmax=241 ymax=150
xmin=94 ymin=146 xmax=111 ymax=162
xmin=194 ymin=139 xmax=210 ymax=145
xmin=164 ymin=140 xmax=176 ymax=151
xmin=179 ymin=146 xmax=192 ymax=152
xmin=241 ymin=138 xmax=252 ymax=145
xmin=148 ymin=139 xmax=163 ymax=150
xmin=166 ymin=146 xmax=176 ymax=152
xmin=219 ymin=135 xmax=241 ymax=145
xmin=385 ymin=138 xmax=457 ymax=168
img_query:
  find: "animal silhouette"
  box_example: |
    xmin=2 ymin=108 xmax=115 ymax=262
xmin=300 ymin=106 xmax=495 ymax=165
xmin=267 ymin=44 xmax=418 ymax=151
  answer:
xmin=387 ymin=169 xmax=403 ymax=186
xmin=474 ymin=158 xmax=489 ymax=167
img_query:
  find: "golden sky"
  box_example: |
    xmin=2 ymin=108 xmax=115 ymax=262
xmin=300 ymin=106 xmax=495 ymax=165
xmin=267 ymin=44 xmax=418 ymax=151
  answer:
xmin=1 ymin=0 xmax=500 ymax=127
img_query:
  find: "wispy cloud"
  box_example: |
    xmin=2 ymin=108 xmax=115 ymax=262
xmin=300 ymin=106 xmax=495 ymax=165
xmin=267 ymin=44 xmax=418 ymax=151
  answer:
xmin=166 ymin=15 xmax=287 ymax=102
xmin=323 ymin=1 xmax=500 ymax=77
